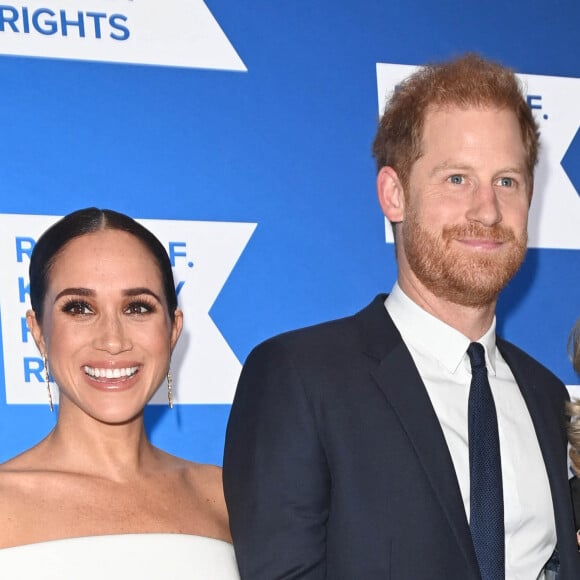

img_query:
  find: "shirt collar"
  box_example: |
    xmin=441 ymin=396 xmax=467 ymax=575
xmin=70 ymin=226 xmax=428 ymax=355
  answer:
xmin=385 ymin=282 xmax=498 ymax=375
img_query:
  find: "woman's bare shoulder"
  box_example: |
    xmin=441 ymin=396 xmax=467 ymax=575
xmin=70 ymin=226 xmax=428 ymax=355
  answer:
xmin=0 ymin=453 xmax=53 ymax=548
xmin=0 ymin=445 xmax=48 ymax=483
xmin=0 ymin=443 xmax=63 ymax=501
xmin=0 ymin=434 xmax=52 ymax=471
xmin=152 ymin=448 xmax=220 ymax=478
xmin=154 ymin=453 xmax=230 ymax=541
xmin=185 ymin=461 xmax=223 ymax=486
xmin=167 ymin=455 xmax=222 ymax=489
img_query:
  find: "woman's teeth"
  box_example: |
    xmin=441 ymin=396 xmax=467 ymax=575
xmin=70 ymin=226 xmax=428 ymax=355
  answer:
xmin=84 ymin=366 xmax=138 ymax=379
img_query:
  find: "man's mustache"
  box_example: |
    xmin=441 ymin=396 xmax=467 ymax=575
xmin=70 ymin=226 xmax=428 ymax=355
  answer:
xmin=442 ymin=223 xmax=518 ymax=243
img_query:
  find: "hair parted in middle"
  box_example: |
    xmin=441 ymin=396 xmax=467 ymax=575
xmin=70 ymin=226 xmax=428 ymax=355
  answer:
xmin=29 ymin=207 xmax=179 ymax=324
xmin=371 ymin=52 xmax=540 ymax=193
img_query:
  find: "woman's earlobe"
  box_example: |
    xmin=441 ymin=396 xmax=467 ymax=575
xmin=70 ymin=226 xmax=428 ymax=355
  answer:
xmin=26 ymin=309 xmax=46 ymax=353
xmin=171 ymin=309 xmax=184 ymax=350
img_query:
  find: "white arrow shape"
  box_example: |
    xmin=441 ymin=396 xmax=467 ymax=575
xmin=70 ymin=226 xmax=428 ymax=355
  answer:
xmin=0 ymin=0 xmax=246 ymax=71
xmin=0 ymin=214 xmax=256 ymax=405
xmin=519 ymin=73 xmax=580 ymax=249
xmin=141 ymin=218 xmax=256 ymax=404
xmin=376 ymin=63 xmax=580 ymax=249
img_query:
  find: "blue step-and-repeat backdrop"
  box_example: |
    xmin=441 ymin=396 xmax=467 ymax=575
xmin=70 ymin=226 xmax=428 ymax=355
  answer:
xmin=0 ymin=0 xmax=579 ymax=465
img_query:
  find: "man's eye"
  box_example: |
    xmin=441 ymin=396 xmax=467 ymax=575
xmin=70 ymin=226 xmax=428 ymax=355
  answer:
xmin=496 ymin=177 xmax=514 ymax=187
xmin=448 ymin=175 xmax=465 ymax=185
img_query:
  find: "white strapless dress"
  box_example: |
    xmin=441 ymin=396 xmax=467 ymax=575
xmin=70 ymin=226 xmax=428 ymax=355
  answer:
xmin=0 ymin=533 xmax=239 ymax=579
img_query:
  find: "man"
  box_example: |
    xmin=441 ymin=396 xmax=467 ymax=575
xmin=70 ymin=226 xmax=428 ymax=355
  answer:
xmin=223 ymin=54 xmax=580 ymax=579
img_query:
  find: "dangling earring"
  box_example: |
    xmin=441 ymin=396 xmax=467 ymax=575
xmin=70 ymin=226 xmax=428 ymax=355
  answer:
xmin=43 ymin=354 xmax=54 ymax=413
xmin=167 ymin=370 xmax=174 ymax=409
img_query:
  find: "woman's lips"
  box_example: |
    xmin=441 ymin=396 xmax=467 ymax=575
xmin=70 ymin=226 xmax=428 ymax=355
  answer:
xmin=83 ymin=364 xmax=141 ymax=390
xmin=83 ymin=365 xmax=139 ymax=379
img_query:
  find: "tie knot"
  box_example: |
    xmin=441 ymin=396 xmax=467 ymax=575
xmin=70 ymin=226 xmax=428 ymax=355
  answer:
xmin=467 ymin=342 xmax=486 ymax=370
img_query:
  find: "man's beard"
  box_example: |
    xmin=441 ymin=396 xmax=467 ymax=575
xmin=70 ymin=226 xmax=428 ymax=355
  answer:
xmin=401 ymin=210 xmax=528 ymax=308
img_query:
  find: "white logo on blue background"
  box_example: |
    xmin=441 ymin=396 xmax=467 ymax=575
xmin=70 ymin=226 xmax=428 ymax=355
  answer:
xmin=376 ymin=63 xmax=580 ymax=250
xmin=0 ymin=0 xmax=246 ymax=71
xmin=0 ymin=214 xmax=256 ymax=405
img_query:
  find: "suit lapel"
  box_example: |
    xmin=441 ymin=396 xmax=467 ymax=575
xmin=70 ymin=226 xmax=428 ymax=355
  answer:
xmin=498 ymin=341 xmax=579 ymax=575
xmin=498 ymin=341 xmax=565 ymax=483
xmin=356 ymin=296 xmax=480 ymax=574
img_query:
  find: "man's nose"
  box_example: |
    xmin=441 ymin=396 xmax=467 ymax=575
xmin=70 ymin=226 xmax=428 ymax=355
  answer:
xmin=466 ymin=183 xmax=502 ymax=227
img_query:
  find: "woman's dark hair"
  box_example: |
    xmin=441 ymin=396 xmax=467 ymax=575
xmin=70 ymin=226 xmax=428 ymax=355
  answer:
xmin=29 ymin=208 xmax=178 ymax=322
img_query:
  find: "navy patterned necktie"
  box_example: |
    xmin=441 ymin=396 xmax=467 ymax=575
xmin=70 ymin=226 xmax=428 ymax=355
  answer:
xmin=467 ymin=342 xmax=505 ymax=580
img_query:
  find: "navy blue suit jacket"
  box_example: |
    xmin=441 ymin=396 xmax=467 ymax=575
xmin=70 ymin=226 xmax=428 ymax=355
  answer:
xmin=224 ymin=295 xmax=580 ymax=578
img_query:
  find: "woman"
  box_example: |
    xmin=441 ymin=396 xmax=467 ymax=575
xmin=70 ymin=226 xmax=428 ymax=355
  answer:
xmin=566 ymin=319 xmax=580 ymax=548
xmin=0 ymin=208 xmax=239 ymax=579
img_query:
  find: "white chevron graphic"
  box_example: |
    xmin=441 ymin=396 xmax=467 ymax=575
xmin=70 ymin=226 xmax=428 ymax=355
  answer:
xmin=0 ymin=0 xmax=246 ymax=71
xmin=0 ymin=214 xmax=256 ymax=405
xmin=376 ymin=63 xmax=580 ymax=249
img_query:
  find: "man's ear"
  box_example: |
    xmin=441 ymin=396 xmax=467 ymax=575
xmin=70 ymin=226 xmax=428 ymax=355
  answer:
xmin=377 ymin=166 xmax=405 ymax=223
xmin=26 ymin=310 xmax=46 ymax=355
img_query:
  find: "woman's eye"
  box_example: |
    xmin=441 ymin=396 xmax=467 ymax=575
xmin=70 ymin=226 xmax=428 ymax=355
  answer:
xmin=62 ymin=300 xmax=92 ymax=315
xmin=125 ymin=302 xmax=153 ymax=315
xmin=448 ymin=174 xmax=465 ymax=185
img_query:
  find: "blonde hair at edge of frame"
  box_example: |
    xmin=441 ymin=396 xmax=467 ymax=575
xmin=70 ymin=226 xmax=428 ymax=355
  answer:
xmin=566 ymin=320 xmax=580 ymax=474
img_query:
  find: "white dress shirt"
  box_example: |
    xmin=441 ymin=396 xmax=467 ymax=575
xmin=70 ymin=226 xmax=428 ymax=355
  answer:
xmin=385 ymin=283 xmax=556 ymax=580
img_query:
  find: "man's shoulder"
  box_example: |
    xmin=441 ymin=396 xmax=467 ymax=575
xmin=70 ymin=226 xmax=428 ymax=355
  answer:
xmin=237 ymin=295 xmax=397 ymax=398
xmin=259 ymin=294 xmax=389 ymax=347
